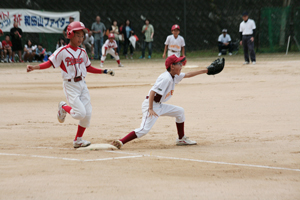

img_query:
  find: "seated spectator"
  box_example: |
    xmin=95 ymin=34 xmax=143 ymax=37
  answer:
xmin=218 ymin=29 xmax=232 ymax=56
xmin=2 ymin=34 xmax=12 ymax=63
xmin=82 ymin=30 xmax=94 ymax=58
xmin=56 ymin=38 xmax=66 ymax=49
xmin=23 ymin=39 xmax=37 ymax=62
xmin=35 ymin=44 xmax=46 ymax=62
xmin=218 ymin=29 xmax=233 ymax=56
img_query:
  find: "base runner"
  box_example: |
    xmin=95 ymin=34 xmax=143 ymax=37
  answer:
xmin=27 ymin=21 xmax=115 ymax=148
xmin=112 ymin=55 xmax=225 ymax=149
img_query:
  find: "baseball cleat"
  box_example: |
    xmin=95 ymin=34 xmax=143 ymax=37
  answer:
xmin=176 ymin=136 xmax=197 ymax=146
xmin=243 ymin=61 xmax=249 ymax=65
xmin=118 ymin=63 xmax=124 ymax=67
xmin=112 ymin=140 xmax=123 ymax=149
xmin=100 ymin=63 xmax=104 ymax=67
xmin=218 ymin=53 xmax=222 ymax=56
xmin=57 ymin=101 xmax=67 ymax=123
xmin=73 ymin=137 xmax=91 ymax=148
xmin=252 ymin=61 xmax=256 ymax=65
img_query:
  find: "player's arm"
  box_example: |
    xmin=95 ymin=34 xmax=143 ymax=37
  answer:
xmin=114 ymin=48 xmax=118 ymax=55
xmin=181 ymin=46 xmax=185 ymax=56
xmin=148 ymin=90 xmax=158 ymax=118
xmin=163 ymin=45 xmax=168 ymax=58
xmin=27 ymin=60 xmax=52 ymax=72
xmin=86 ymin=65 xmax=115 ymax=76
xmin=184 ymin=69 xmax=208 ymax=78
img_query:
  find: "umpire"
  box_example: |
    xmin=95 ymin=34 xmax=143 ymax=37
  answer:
xmin=239 ymin=12 xmax=256 ymax=65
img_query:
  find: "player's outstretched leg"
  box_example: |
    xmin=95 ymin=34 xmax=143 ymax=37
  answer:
xmin=57 ymin=101 xmax=67 ymax=123
xmin=112 ymin=131 xmax=137 ymax=149
xmin=175 ymin=122 xmax=197 ymax=145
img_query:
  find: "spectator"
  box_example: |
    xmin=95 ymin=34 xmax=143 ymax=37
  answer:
xmin=83 ymin=30 xmax=94 ymax=58
xmin=23 ymin=39 xmax=37 ymax=62
xmin=122 ymin=19 xmax=134 ymax=59
xmin=35 ymin=44 xmax=46 ymax=62
xmin=63 ymin=16 xmax=75 ymax=44
xmin=2 ymin=34 xmax=12 ymax=63
xmin=109 ymin=20 xmax=120 ymax=53
xmin=218 ymin=29 xmax=233 ymax=56
xmin=0 ymin=29 xmax=3 ymax=62
xmin=118 ymin=23 xmax=125 ymax=54
xmin=140 ymin=19 xmax=154 ymax=59
xmin=56 ymin=38 xmax=66 ymax=49
xmin=10 ymin=21 xmax=23 ymax=62
xmin=91 ymin=16 xmax=106 ymax=60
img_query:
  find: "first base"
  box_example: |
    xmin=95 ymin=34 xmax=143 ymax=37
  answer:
xmin=77 ymin=143 xmax=118 ymax=151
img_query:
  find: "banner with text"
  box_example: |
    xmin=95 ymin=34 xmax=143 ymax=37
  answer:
xmin=0 ymin=9 xmax=80 ymax=33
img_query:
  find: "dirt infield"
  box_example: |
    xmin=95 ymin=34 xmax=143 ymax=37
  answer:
xmin=0 ymin=54 xmax=299 ymax=199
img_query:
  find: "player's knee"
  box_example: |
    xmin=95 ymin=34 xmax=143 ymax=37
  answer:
xmin=135 ymin=128 xmax=151 ymax=138
xmin=73 ymin=109 xmax=86 ymax=120
xmin=175 ymin=107 xmax=185 ymax=123
xmin=79 ymin=115 xmax=91 ymax=128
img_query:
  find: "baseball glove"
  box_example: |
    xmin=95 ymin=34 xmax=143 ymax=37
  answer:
xmin=207 ymin=58 xmax=225 ymax=75
xmin=103 ymin=69 xmax=115 ymax=76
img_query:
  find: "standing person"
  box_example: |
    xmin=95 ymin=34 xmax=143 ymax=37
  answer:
xmin=163 ymin=24 xmax=185 ymax=58
xmin=0 ymin=29 xmax=3 ymax=62
xmin=10 ymin=21 xmax=23 ymax=62
xmin=63 ymin=16 xmax=75 ymax=44
xmin=2 ymin=34 xmax=13 ymax=63
xmin=239 ymin=11 xmax=256 ymax=65
xmin=218 ymin=29 xmax=233 ymax=56
xmin=109 ymin=20 xmax=120 ymax=54
xmin=91 ymin=16 xmax=106 ymax=60
xmin=82 ymin=30 xmax=94 ymax=58
xmin=56 ymin=38 xmax=66 ymax=50
xmin=139 ymin=19 xmax=154 ymax=59
xmin=23 ymin=39 xmax=37 ymax=62
xmin=100 ymin=33 xmax=124 ymax=67
xmin=111 ymin=55 xmax=225 ymax=149
xmin=118 ymin=23 xmax=125 ymax=54
xmin=26 ymin=21 xmax=115 ymax=148
xmin=122 ymin=19 xmax=134 ymax=59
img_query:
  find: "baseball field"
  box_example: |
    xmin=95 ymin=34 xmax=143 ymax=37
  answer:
xmin=0 ymin=54 xmax=299 ymax=199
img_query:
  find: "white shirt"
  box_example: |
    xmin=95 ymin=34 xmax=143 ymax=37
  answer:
xmin=103 ymin=39 xmax=118 ymax=50
xmin=164 ymin=35 xmax=185 ymax=52
xmin=24 ymin=44 xmax=37 ymax=53
xmin=218 ymin=34 xmax=231 ymax=43
xmin=49 ymin=44 xmax=91 ymax=80
xmin=83 ymin=33 xmax=94 ymax=45
xmin=149 ymin=71 xmax=185 ymax=103
xmin=239 ymin=19 xmax=256 ymax=35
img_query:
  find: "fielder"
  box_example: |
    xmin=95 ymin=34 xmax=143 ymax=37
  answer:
xmin=27 ymin=21 xmax=115 ymax=148
xmin=100 ymin=33 xmax=124 ymax=67
xmin=163 ymin=24 xmax=185 ymax=58
xmin=112 ymin=55 xmax=225 ymax=149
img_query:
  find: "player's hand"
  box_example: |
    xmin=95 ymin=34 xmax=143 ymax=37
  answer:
xmin=27 ymin=65 xmax=35 ymax=72
xmin=250 ymin=37 xmax=254 ymax=42
xmin=162 ymin=53 xmax=166 ymax=58
xmin=103 ymin=69 xmax=115 ymax=76
xmin=148 ymin=109 xmax=158 ymax=118
xmin=240 ymin=41 xmax=242 ymax=45
xmin=115 ymin=52 xmax=118 ymax=56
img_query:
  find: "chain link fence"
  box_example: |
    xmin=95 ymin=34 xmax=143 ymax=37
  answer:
xmin=1 ymin=0 xmax=299 ymax=54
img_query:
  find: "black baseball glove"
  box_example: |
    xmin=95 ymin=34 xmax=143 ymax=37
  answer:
xmin=207 ymin=58 xmax=225 ymax=75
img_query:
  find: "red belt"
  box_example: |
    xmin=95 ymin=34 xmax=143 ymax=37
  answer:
xmin=146 ymin=96 xmax=161 ymax=104
xmin=68 ymin=76 xmax=82 ymax=82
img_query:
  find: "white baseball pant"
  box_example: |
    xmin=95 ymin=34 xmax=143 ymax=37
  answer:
xmin=167 ymin=50 xmax=181 ymax=58
xmin=101 ymin=47 xmax=120 ymax=62
xmin=63 ymin=79 xmax=92 ymax=128
xmin=134 ymin=99 xmax=185 ymax=138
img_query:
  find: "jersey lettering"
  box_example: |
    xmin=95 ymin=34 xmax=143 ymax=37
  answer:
xmin=65 ymin=57 xmax=84 ymax=67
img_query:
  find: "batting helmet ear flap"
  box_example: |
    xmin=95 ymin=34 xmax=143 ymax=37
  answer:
xmin=67 ymin=30 xmax=74 ymax=39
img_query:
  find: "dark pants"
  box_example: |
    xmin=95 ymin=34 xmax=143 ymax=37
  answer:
xmin=218 ymin=43 xmax=233 ymax=53
xmin=35 ymin=54 xmax=44 ymax=62
xmin=123 ymin=37 xmax=133 ymax=56
xmin=141 ymin=41 xmax=152 ymax=57
xmin=242 ymin=35 xmax=256 ymax=62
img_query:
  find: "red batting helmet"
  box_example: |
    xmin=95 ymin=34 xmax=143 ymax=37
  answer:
xmin=171 ymin=24 xmax=180 ymax=31
xmin=67 ymin=21 xmax=87 ymax=39
xmin=108 ymin=33 xmax=114 ymax=39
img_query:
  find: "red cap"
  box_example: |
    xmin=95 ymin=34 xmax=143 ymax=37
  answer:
xmin=171 ymin=24 xmax=180 ymax=31
xmin=108 ymin=33 xmax=114 ymax=39
xmin=165 ymin=55 xmax=187 ymax=69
